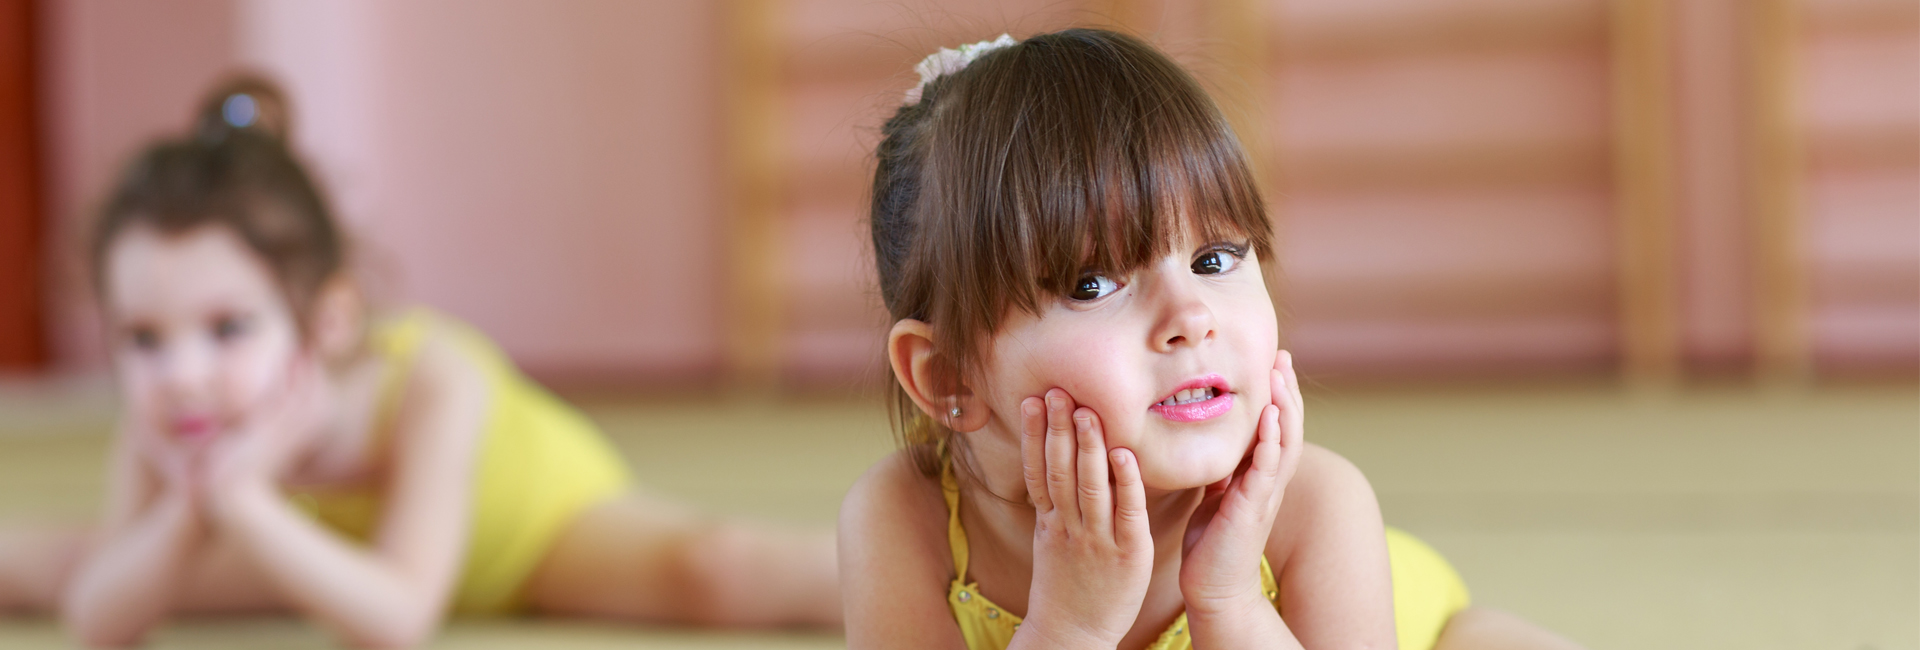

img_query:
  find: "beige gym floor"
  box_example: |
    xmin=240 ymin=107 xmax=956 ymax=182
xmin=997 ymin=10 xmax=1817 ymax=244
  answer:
xmin=0 ymin=383 xmax=1914 ymax=649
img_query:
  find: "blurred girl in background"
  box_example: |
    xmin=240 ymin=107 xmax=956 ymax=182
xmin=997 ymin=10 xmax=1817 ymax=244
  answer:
xmin=0 ymin=77 xmax=839 ymax=648
xmin=840 ymin=29 xmax=1581 ymax=650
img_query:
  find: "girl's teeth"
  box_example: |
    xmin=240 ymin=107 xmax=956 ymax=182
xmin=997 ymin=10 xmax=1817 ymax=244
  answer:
xmin=1160 ymin=387 xmax=1218 ymax=408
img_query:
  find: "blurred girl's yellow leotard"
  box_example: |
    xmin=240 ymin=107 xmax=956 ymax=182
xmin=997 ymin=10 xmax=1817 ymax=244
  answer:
xmin=288 ymin=309 xmax=634 ymax=615
xmin=940 ymin=462 xmax=1470 ymax=650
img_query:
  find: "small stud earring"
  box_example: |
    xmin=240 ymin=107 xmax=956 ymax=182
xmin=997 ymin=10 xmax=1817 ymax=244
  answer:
xmin=949 ymin=406 xmax=963 ymax=418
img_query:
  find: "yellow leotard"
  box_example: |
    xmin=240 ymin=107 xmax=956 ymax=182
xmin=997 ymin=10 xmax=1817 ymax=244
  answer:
xmin=289 ymin=309 xmax=634 ymax=615
xmin=940 ymin=462 xmax=1470 ymax=650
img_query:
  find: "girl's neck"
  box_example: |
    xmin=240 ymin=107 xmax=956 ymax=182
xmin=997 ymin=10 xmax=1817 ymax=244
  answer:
xmin=284 ymin=347 xmax=390 ymax=485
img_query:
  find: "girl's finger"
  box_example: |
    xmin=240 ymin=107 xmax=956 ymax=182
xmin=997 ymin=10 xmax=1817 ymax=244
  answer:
xmin=1280 ymin=350 xmax=1303 ymax=415
xmin=1235 ymin=404 xmax=1284 ymax=513
xmin=1043 ymin=389 xmax=1081 ymax=524
xmin=1109 ymin=447 xmax=1149 ymax=551
xmin=1276 ymin=353 xmax=1306 ymax=483
xmin=1019 ymin=396 xmax=1053 ymax=514
xmin=1074 ymin=408 xmax=1111 ymax=531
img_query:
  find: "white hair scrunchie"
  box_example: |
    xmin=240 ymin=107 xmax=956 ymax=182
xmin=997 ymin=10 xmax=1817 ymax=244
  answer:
xmin=904 ymin=34 xmax=1018 ymax=104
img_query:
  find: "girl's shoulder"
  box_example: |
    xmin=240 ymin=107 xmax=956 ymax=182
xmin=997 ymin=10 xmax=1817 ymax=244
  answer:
xmin=841 ymin=449 xmax=948 ymax=541
xmin=840 ymin=450 xmax=976 ymax=644
xmin=839 ymin=449 xmax=955 ymax=575
xmin=1265 ymin=442 xmax=1386 ymax=564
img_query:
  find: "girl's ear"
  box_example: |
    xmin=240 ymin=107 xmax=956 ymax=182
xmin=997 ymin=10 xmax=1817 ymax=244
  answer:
xmin=310 ymin=275 xmax=364 ymax=361
xmin=887 ymin=319 xmax=989 ymax=433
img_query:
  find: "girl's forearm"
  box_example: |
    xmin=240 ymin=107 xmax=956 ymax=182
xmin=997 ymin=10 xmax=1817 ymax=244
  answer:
xmin=61 ymin=492 xmax=201 ymax=647
xmin=1186 ymin=593 xmax=1304 ymax=650
xmin=214 ymin=484 xmax=445 ymax=649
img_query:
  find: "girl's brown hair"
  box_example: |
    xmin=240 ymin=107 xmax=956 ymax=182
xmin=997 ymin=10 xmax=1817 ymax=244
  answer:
xmin=870 ymin=28 xmax=1275 ymax=476
xmin=91 ymin=76 xmax=344 ymax=336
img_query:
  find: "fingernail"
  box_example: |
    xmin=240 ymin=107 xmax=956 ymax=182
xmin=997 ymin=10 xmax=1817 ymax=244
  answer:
xmin=1109 ymin=449 xmax=1127 ymax=465
xmin=1074 ymin=414 xmax=1090 ymax=432
xmin=1023 ymin=400 xmax=1041 ymax=417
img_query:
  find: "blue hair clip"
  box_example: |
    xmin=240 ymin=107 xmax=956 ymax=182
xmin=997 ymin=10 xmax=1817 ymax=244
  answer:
xmin=222 ymin=93 xmax=259 ymax=130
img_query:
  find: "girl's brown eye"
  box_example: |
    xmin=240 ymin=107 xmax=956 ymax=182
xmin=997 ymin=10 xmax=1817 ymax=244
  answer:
xmin=129 ymin=327 xmax=160 ymax=352
xmin=211 ymin=315 xmax=249 ymax=343
xmin=1192 ymin=250 xmax=1240 ymax=275
xmin=1070 ymin=274 xmax=1119 ymax=301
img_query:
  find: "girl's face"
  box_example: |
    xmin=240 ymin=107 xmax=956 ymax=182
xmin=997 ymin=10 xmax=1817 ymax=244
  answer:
xmin=104 ymin=224 xmax=304 ymax=447
xmin=974 ymin=229 xmax=1279 ymax=491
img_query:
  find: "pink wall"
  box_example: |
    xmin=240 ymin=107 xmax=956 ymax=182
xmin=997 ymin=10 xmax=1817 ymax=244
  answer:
xmin=242 ymin=0 xmax=726 ymax=382
xmin=40 ymin=0 xmax=239 ymax=371
xmin=1267 ymin=0 xmax=1617 ymax=377
xmin=1800 ymin=0 xmax=1919 ymax=374
xmin=43 ymin=0 xmax=726 ymax=383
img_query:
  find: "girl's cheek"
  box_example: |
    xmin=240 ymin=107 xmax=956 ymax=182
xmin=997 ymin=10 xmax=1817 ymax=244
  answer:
xmin=222 ymin=331 xmax=298 ymax=417
xmin=117 ymin=360 xmax=167 ymax=425
xmin=1022 ymin=335 xmax=1141 ymax=435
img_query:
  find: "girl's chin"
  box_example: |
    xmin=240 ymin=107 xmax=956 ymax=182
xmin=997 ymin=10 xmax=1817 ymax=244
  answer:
xmin=1135 ymin=448 xmax=1247 ymax=491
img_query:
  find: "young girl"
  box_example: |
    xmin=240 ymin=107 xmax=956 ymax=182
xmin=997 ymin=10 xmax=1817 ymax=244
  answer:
xmin=841 ymin=30 xmax=1582 ymax=650
xmin=0 ymin=78 xmax=839 ymax=647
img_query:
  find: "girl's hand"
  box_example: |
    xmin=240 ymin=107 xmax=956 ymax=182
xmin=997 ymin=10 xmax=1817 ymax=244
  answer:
xmin=1178 ymin=350 xmax=1305 ymax=618
xmin=1012 ymin=389 xmax=1153 ymax=649
xmin=204 ymin=356 xmax=327 ymax=513
xmin=125 ymin=417 xmax=205 ymax=507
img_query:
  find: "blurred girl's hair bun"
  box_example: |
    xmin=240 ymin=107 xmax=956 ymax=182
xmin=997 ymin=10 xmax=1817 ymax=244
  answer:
xmin=95 ymin=72 xmax=342 ymax=334
xmin=194 ymin=74 xmax=292 ymax=142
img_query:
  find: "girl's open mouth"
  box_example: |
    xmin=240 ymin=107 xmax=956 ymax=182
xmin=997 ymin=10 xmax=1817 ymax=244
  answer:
xmin=1148 ymin=375 xmax=1233 ymax=422
xmin=172 ymin=415 xmax=218 ymax=441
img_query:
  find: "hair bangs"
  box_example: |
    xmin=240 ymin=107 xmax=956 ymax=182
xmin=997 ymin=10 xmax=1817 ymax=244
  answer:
xmin=923 ymin=30 xmax=1272 ymax=354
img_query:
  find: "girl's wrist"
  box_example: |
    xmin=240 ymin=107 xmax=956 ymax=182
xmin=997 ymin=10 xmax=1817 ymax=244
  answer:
xmin=1014 ymin=614 xmax=1123 ymax=650
xmin=207 ymin=477 xmax=277 ymax=527
xmin=1184 ymin=583 xmax=1275 ymax=624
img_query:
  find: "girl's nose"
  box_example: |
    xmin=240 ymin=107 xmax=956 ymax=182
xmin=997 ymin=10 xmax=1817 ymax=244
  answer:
xmin=157 ymin=339 xmax=216 ymax=398
xmin=1150 ymin=278 xmax=1217 ymax=352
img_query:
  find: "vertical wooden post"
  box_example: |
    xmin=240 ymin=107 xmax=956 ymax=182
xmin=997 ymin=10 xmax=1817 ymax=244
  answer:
xmin=0 ymin=0 xmax=44 ymax=371
xmin=1090 ymin=0 xmax=1146 ymax=34
xmin=1205 ymin=0 xmax=1280 ymax=346
xmin=1209 ymin=0 xmax=1269 ymax=180
xmin=1749 ymin=0 xmax=1810 ymax=384
xmin=721 ymin=0 xmax=783 ymax=393
xmin=1610 ymin=0 xmax=1681 ymax=387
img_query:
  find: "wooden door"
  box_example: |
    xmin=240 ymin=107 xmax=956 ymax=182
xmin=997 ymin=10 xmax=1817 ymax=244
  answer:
xmin=0 ymin=0 xmax=43 ymax=371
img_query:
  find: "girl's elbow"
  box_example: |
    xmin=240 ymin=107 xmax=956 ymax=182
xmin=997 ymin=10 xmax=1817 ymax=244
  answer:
xmin=344 ymin=625 xmax=430 ymax=649
xmin=63 ymin=609 xmax=150 ymax=649
xmin=340 ymin=605 xmax=443 ymax=649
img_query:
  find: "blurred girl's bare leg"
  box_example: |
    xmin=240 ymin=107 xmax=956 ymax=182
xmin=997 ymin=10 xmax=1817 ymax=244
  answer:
xmin=524 ymin=492 xmax=841 ymax=627
xmin=0 ymin=526 xmax=89 ymax=614
xmin=1432 ymin=607 xmax=1586 ymax=650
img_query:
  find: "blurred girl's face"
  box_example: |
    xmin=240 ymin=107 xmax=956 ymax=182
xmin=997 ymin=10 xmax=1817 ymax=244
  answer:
xmin=971 ymin=228 xmax=1279 ymax=492
xmin=104 ymin=224 xmax=302 ymax=447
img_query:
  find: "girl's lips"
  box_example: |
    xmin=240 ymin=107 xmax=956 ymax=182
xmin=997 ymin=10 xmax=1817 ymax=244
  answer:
xmin=1148 ymin=374 xmax=1234 ymax=422
xmin=1150 ymin=391 xmax=1233 ymax=422
xmin=172 ymin=415 xmax=217 ymax=440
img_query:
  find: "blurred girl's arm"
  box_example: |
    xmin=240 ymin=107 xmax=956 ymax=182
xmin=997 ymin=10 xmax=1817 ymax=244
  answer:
xmin=210 ymin=336 xmax=485 ymax=649
xmin=62 ymin=428 xmax=205 ymax=647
